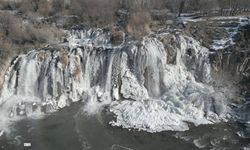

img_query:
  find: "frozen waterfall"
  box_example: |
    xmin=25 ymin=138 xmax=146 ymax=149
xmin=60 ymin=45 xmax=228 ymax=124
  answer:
xmin=0 ymin=28 xmax=235 ymax=132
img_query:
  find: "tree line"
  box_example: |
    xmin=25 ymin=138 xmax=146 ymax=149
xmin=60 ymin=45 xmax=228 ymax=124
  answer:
xmin=0 ymin=0 xmax=250 ymax=40
xmin=1 ymin=0 xmax=250 ymax=23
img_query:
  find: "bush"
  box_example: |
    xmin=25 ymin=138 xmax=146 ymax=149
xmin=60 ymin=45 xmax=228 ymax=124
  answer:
xmin=126 ymin=11 xmax=152 ymax=38
xmin=68 ymin=0 xmax=119 ymax=27
xmin=0 ymin=1 xmax=18 ymax=10
xmin=111 ymin=28 xmax=125 ymax=46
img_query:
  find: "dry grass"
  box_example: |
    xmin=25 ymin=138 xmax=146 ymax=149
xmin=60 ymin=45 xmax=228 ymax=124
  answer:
xmin=68 ymin=0 xmax=119 ymax=27
xmin=0 ymin=12 xmax=65 ymax=52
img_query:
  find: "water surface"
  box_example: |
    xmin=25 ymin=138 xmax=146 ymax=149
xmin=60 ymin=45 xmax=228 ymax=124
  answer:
xmin=0 ymin=102 xmax=249 ymax=150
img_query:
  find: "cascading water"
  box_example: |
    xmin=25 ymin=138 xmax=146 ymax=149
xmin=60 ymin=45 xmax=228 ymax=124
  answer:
xmin=0 ymin=28 xmax=237 ymax=133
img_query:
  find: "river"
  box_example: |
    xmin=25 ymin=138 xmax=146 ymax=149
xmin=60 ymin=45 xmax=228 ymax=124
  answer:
xmin=1 ymin=102 xmax=249 ymax=150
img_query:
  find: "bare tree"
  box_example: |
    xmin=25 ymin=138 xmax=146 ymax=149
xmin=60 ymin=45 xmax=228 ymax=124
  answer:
xmin=178 ymin=0 xmax=186 ymax=16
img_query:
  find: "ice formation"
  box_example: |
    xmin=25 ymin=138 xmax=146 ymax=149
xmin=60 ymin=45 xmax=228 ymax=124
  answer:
xmin=211 ymin=17 xmax=250 ymax=50
xmin=0 ymin=28 xmax=235 ymax=132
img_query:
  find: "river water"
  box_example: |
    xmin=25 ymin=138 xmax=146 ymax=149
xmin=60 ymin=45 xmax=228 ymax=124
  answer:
xmin=0 ymin=102 xmax=249 ymax=150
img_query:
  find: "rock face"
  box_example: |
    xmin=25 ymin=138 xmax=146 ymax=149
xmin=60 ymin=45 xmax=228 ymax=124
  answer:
xmin=210 ymin=49 xmax=250 ymax=81
xmin=210 ymin=22 xmax=250 ymax=83
xmin=0 ymin=55 xmax=13 ymax=91
xmin=233 ymin=24 xmax=250 ymax=47
xmin=189 ymin=18 xmax=250 ymax=128
xmin=0 ymin=27 xmax=241 ymax=132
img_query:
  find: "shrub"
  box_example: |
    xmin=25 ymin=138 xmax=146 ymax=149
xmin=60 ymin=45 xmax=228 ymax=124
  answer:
xmin=126 ymin=11 xmax=152 ymax=38
xmin=0 ymin=0 xmax=18 ymax=10
xmin=68 ymin=0 xmax=119 ymax=27
xmin=111 ymin=28 xmax=125 ymax=46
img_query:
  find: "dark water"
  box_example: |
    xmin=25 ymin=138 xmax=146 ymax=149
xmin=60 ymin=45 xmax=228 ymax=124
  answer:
xmin=0 ymin=102 xmax=250 ymax=150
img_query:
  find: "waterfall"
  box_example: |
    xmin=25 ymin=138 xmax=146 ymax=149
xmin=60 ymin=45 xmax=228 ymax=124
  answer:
xmin=0 ymin=28 xmax=237 ymax=132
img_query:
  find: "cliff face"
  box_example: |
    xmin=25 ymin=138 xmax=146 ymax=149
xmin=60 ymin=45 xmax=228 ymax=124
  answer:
xmin=0 ymin=55 xmax=14 ymax=91
xmin=186 ymin=17 xmax=250 ymax=127
xmin=184 ymin=17 xmax=250 ymax=86
xmin=209 ymin=19 xmax=250 ymax=87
